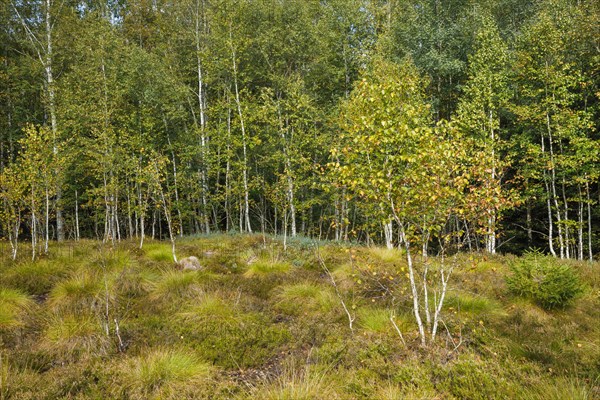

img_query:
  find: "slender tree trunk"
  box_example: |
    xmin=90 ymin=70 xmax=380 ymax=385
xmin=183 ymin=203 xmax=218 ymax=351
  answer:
xmin=195 ymin=4 xmax=210 ymax=234
xmin=9 ymin=213 xmax=20 ymax=261
xmin=464 ymin=218 xmax=472 ymax=252
xmin=526 ymin=196 xmax=533 ymax=244
xmin=43 ymin=0 xmax=64 ymax=242
xmin=44 ymin=184 xmax=49 ymax=254
xmin=401 ymin=226 xmax=425 ymax=346
xmin=114 ymin=186 xmax=121 ymax=242
xmin=126 ymin=187 xmax=133 ymax=239
xmin=75 ymin=189 xmax=80 ymax=241
xmin=276 ymin=97 xmax=296 ymax=237
xmin=225 ymin=107 xmax=232 ymax=232
xmin=230 ymin=32 xmax=251 ymax=233
xmin=561 ymin=178 xmax=570 ymax=259
xmin=586 ymin=180 xmax=593 ymax=261
xmin=103 ymin=171 xmax=111 ymax=243
xmin=383 ymin=220 xmax=393 ymax=249
xmin=486 ymin=109 xmax=497 ymax=254
xmin=155 ymin=164 xmax=177 ymax=263
xmin=578 ymin=184 xmax=584 ymax=261
xmin=430 ymin=262 xmax=450 ymax=343
xmin=139 ymin=185 xmax=147 ymax=249
xmin=541 ymin=131 xmax=557 ymax=257
xmin=422 ymin=262 xmax=431 ymax=329
xmin=31 ymin=190 xmax=37 ymax=261
xmin=334 ymin=196 xmax=340 ymax=241
xmin=167 ymin=136 xmax=184 ymax=237
xmin=546 ymin=111 xmax=563 ymax=258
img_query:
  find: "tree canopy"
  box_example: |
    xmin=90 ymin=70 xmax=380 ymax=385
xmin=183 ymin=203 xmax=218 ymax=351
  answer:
xmin=0 ymin=0 xmax=598 ymax=261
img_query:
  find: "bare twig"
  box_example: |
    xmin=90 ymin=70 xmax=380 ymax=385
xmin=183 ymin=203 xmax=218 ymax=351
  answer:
xmin=314 ymin=245 xmax=355 ymax=333
xmin=389 ymin=313 xmax=406 ymax=346
xmin=114 ymin=318 xmax=124 ymax=352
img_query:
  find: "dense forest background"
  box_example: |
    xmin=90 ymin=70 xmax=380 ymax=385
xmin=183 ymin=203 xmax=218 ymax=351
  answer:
xmin=0 ymin=0 xmax=598 ymax=259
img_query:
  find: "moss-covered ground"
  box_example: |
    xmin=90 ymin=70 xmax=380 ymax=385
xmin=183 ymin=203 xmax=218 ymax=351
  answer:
xmin=0 ymin=234 xmax=598 ymax=399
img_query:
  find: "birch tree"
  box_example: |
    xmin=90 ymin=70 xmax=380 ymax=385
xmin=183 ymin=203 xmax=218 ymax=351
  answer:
xmin=456 ymin=13 xmax=511 ymax=254
xmin=335 ymin=58 xmax=472 ymax=346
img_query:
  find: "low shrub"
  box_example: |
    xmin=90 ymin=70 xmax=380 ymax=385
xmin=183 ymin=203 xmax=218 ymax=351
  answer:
xmin=506 ymin=249 xmax=583 ymax=309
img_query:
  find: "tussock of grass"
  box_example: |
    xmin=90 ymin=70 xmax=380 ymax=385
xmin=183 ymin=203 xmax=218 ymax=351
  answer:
xmin=147 ymin=270 xmax=204 ymax=304
xmin=41 ymin=314 xmax=111 ymax=360
xmin=248 ymin=364 xmax=336 ymax=400
xmin=373 ymin=382 xmax=439 ymax=400
xmin=275 ymin=283 xmax=337 ymax=316
xmin=0 ymin=288 xmax=32 ymax=328
xmin=91 ymin=249 xmax=131 ymax=273
xmin=330 ymin=262 xmax=357 ymax=292
xmin=357 ymin=307 xmax=390 ymax=333
xmin=521 ymin=376 xmax=598 ymax=400
xmin=244 ymin=260 xmax=291 ymax=277
xmin=122 ymin=348 xmax=212 ymax=398
xmin=354 ymin=307 xmax=412 ymax=338
xmin=112 ymin=267 xmax=158 ymax=298
xmin=177 ymin=294 xmax=238 ymax=326
xmin=177 ymin=302 xmax=290 ymax=369
xmin=144 ymin=242 xmax=175 ymax=262
xmin=48 ymin=272 xmax=104 ymax=312
xmin=368 ymin=247 xmax=404 ymax=263
xmin=445 ymin=292 xmax=503 ymax=316
xmin=2 ymin=260 xmax=69 ymax=295
xmin=436 ymin=356 xmax=522 ymax=399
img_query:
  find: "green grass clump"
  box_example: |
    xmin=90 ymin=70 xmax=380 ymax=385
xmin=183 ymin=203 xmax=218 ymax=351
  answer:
xmin=275 ymin=283 xmax=337 ymax=316
xmin=48 ymin=272 xmax=104 ymax=312
xmin=41 ymin=314 xmax=111 ymax=360
xmin=368 ymin=247 xmax=404 ymax=264
xmin=147 ymin=270 xmax=204 ymax=305
xmin=521 ymin=376 xmax=598 ymax=400
xmin=507 ymin=249 xmax=583 ymax=309
xmin=0 ymin=288 xmax=32 ymax=329
xmin=177 ymin=303 xmax=290 ymax=369
xmin=247 ymin=364 xmax=336 ymax=400
xmin=91 ymin=249 xmax=132 ymax=273
xmin=244 ymin=260 xmax=292 ymax=277
xmin=122 ymin=348 xmax=212 ymax=399
xmin=435 ymin=356 xmax=518 ymax=399
xmin=373 ymin=382 xmax=439 ymax=400
xmin=144 ymin=242 xmax=175 ymax=263
xmin=358 ymin=307 xmax=392 ymax=334
xmin=2 ymin=260 xmax=70 ymax=295
xmin=445 ymin=292 xmax=503 ymax=316
xmin=177 ymin=294 xmax=238 ymax=326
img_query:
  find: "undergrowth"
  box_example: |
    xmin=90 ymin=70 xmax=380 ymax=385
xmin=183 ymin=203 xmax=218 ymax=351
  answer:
xmin=0 ymin=235 xmax=597 ymax=399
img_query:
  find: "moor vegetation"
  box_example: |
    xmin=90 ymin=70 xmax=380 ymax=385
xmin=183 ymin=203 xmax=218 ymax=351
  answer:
xmin=0 ymin=234 xmax=598 ymax=399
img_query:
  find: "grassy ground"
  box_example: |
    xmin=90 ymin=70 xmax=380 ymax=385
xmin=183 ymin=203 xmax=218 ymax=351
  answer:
xmin=0 ymin=234 xmax=598 ymax=399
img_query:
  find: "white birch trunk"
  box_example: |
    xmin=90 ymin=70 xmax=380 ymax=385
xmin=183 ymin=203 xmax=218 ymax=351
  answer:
xmin=230 ymin=31 xmax=251 ymax=233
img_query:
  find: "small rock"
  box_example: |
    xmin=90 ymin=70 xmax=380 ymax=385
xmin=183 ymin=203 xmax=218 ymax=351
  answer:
xmin=178 ymin=256 xmax=202 ymax=271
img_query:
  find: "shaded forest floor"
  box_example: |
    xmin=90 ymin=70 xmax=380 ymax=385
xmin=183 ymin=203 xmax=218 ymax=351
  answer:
xmin=0 ymin=234 xmax=599 ymax=399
